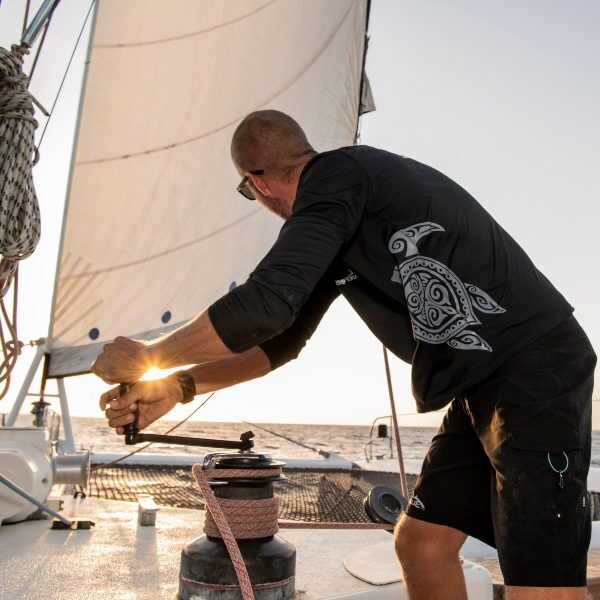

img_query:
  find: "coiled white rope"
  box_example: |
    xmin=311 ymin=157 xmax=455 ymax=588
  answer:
xmin=0 ymin=43 xmax=42 ymax=400
xmin=0 ymin=44 xmax=41 ymax=265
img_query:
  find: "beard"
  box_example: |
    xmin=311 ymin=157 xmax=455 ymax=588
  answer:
xmin=253 ymin=189 xmax=290 ymax=220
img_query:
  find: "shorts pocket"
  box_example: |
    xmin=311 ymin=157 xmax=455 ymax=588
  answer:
xmin=510 ymin=427 xmax=582 ymax=454
xmin=509 ymin=427 xmax=585 ymax=523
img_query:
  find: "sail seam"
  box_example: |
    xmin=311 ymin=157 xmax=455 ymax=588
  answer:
xmin=94 ymin=0 xmax=278 ymax=48
xmin=61 ymin=208 xmax=263 ymax=280
xmin=76 ymin=1 xmax=358 ymax=166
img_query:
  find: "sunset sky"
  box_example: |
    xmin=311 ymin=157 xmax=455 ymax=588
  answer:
xmin=0 ymin=1 xmax=598 ymax=432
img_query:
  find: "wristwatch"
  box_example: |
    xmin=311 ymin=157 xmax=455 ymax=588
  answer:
xmin=167 ymin=370 xmax=196 ymax=404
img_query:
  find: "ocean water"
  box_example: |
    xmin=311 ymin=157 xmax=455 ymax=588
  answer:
xmin=68 ymin=417 xmax=435 ymax=463
xmin=56 ymin=417 xmax=600 ymax=467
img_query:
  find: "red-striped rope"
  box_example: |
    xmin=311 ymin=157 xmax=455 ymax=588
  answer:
xmin=192 ymin=464 xmax=258 ymax=600
xmin=204 ymin=496 xmax=280 ymax=538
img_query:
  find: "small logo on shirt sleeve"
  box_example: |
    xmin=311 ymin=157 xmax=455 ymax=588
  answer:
xmin=335 ymin=270 xmax=358 ymax=286
xmin=409 ymin=495 xmax=426 ymax=510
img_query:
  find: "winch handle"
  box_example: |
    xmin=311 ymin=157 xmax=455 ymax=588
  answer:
xmin=120 ymin=383 xmax=140 ymax=445
xmin=116 ymin=383 xmax=254 ymax=451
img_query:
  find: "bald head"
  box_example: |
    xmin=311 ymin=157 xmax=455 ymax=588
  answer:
xmin=231 ymin=110 xmax=316 ymax=175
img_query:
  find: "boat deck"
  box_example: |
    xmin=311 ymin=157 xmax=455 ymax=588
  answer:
xmin=0 ymin=495 xmax=495 ymax=600
xmin=0 ymin=495 xmax=401 ymax=599
xmin=5 ymin=493 xmax=600 ymax=599
xmin=5 ymin=456 xmax=600 ymax=599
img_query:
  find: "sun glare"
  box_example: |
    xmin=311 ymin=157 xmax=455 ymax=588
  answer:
xmin=140 ymin=367 xmax=175 ymax=381
xmin=139 ymin=365 xmax=196 ymax=381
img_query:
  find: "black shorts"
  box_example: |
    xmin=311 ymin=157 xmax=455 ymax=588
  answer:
xmin=406 ymin=315 xmax=597 ymax=587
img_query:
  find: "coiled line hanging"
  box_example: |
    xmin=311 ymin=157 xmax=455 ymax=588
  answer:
xmin=0 ymin=44 xmax=41 ymax=266
xmin=0 ymin=43 xmax=43 ymax=399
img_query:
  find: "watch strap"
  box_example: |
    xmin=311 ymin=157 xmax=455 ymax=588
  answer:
xmin=168 ymin=370 xmax=196 ymax=404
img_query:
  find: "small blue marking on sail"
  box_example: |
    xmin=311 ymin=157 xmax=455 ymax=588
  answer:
xmin=229 ymin=281 xmax=237 ymax=291
xmin=89 ymin=328 xmax=100 ymax=340
xmin=161 ymin=311 xmax=172 ymax=324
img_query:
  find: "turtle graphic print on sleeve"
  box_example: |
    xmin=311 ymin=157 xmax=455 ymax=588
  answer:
xmin=389 ymin=223 xmax=506 ymax=352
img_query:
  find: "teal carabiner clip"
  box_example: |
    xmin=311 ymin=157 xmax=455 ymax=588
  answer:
xmin=547 ymin=452 xmax=569 ymax=489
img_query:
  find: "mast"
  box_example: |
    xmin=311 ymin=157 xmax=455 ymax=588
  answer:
xmin=21 ymin=0 xmax=63 ymax=48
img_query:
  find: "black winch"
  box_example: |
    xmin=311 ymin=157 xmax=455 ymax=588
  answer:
xmin=120 ymin=384 xmax=295 ymax=600
xmin=179 ymin=452 xmax=295 ymax=600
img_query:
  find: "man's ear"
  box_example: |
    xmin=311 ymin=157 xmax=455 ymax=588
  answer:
xmin=248 ymin=172 xmax=270 ymax=196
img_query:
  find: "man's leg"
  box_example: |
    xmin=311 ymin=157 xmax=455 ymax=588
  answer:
xmin=394 ymin=516 xmax=590 ymax=600
xmin=465 ymin=316 xmax=596 ymax=597
xmin=393 ymin=398 xmax=497 ymax=598
xmin=394 ymin=514 xmax=467 ymax=600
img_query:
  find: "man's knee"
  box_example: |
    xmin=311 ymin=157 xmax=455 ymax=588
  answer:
xmin=394 ymin=514 xmax=467 ymax=567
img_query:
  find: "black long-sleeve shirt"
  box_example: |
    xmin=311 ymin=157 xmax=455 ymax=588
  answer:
xmin=209 ymin=146 xmax=572 ymax=412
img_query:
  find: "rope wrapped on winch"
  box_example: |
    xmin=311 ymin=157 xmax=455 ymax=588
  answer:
xmin=0 ymin=44 xmax=43 ymax=399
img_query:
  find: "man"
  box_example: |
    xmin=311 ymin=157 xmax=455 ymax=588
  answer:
xmin=93 ymin=110 xmax=596 ymax=599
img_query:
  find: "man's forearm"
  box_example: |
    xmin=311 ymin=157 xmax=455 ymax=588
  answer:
xmin=145 ymin=310 xmax=235 ymax=369
xmin=187 ymin=346 xmax=272 ymax=394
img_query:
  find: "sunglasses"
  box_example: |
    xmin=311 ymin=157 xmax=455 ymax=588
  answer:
xmin=236 ymin=169 xmax=264 ymax=201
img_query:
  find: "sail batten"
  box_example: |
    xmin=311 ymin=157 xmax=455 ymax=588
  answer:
xmin=48 ymin=0 xmax=370 ymax=378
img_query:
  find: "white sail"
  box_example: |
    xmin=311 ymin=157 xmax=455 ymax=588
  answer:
xmin=47 ymin=0 xmax=370 ymax=377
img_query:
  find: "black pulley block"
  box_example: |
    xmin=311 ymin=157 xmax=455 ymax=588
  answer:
xmin=364 ymin=485 xmax=407 ymax=528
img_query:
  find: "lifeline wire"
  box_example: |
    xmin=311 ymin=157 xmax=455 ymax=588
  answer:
xmin=236 ymin=417 xmax=327 ymax=456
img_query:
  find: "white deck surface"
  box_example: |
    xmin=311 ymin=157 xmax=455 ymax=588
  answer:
xmin=0 ymin=495 xmax=398 ymax=599
xmin=0 ymin=494 xmax=494 ymax=599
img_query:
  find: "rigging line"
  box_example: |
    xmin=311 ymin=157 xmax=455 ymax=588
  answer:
xmin=382 ymin=345 xmax=409 ymax=500
xmin=61 ymin=208 xmax=262 ymax=279
xmin=27 ymin=7 xmax=53 ymax=81
xmin=21 ymin=0 xmax=32 ymax=37
xmin=90 ymin=390 xmax=215 ymax=470
xmin=235 ymin=418 xmax=327 ymax=457
xmin=37 ymin=0 xmax=95 ymax=150
xmin=77 ymin=2 xmax=357 ymax=166
xmin=0 ymin=270 xmax=20 ymax=400
xmin=95 ymin=0 xmax=278 ymax=49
